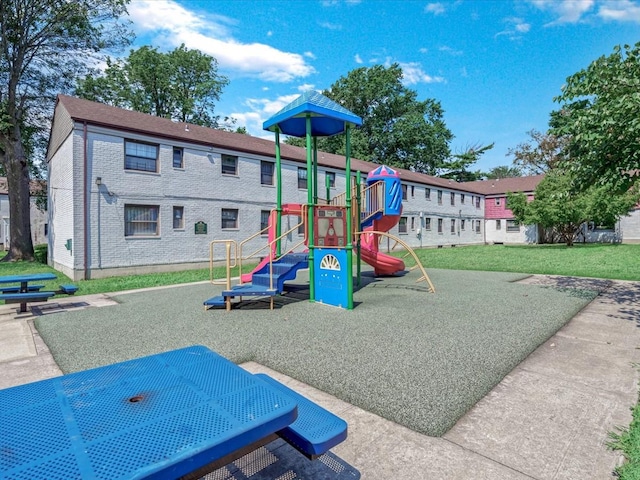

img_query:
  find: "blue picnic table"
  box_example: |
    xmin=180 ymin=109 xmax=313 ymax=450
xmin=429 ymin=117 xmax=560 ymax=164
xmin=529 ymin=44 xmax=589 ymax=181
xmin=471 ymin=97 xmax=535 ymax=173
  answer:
xmin=0 ymin=345 xmax=303 ymax=479
xmin=0 ymin=272 xmax=58 ymax=312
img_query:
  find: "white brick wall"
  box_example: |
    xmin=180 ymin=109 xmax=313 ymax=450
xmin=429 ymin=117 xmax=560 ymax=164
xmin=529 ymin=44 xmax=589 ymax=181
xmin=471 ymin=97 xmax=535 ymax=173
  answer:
xmin=620 ymin=209 xmax=640 ymax=243
xmin=48 ymin=131 xmax=77 ymax=278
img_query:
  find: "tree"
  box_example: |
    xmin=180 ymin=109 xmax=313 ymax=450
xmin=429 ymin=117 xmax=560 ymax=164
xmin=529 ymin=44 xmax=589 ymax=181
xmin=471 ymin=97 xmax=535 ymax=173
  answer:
xmin=507 ymin=129 xmax=567 ymax=175
xmin=286 ymin=64 xmax=453 ymax=174
xmin=0 ymin=0 xmax=131 ymax=261
xmin=507 ymin=170 xmax=639 ymax=246
xmin=552 ymin=42 xmax=640 ymax=193
xmin=486 ymin=165 xmax=523 ymax=179
xmin=76 ymin=44 xmax=230 ymax=128
xmin=438 ymin=143 xmax=494 ymax=182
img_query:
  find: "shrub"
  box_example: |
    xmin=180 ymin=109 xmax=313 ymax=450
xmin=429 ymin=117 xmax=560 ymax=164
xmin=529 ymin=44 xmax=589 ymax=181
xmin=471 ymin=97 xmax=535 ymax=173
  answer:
xmin=34 ymin=244 xmax=47 ymax=264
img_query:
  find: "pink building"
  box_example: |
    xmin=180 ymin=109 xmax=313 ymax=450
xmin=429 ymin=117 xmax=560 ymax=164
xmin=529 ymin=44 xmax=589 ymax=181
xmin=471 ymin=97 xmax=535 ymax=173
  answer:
xmin=461 ymin=175 xmax=544 ymax=244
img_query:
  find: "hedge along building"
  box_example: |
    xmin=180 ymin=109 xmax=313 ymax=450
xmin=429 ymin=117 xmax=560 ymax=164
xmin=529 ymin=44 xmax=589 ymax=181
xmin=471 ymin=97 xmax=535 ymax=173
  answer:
xmin=46 ymin=95 xmax=496 ymax=280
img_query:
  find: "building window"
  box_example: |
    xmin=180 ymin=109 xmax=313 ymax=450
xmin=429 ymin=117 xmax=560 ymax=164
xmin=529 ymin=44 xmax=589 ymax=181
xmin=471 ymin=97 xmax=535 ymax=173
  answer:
xmin=411 ymin=185 xmax=415 ymax=198
xmin=402 ymin=184 xmax=407 ymax=201
xmin=461 ymin=194 xmax=465 ymax=204
xmin=173 ymin=206 xmax=184 ymax=229
xmin=437 ymin=218 xmax=443 ymax=233
xmin=260 ymin=210 xmax=270 ymax=231
xmin=173 ymin=147 xmax=184 ymax=168
xmin=425 ymin=217 xmax=431 ymax=230
xmin=261 ymin=161 xmax=274 ymax=186
xmin=475 ymin=220 xmax=481 ymax=233
xmin=475 ymin=196 xmax=481 ymax=208
xmin=451 ymin=219 xmax=456 ymax=234
xmin=399 ymin=217 xmax=408 ymax=234
xmin=298 ymin=168 xmax=307 ymax=189
xmin=326 ymin=171 xmax=336 ymax=188
xmin=506 ymin=220 xmax=520 ymax=232
xmin=425 ymin=188 xmax=431 ymax=200
xmin=125 ymin=205 xmax=159 ymax=236
xmin=495 ymin=198 xmax=502 ymax=206
xmin=496 ymin=219 xmax=501 ymax=230
xmin=450 ymin=192 xmax=455 ymax=206
xmin=411 ymin=217 xmax=415 ymax=230
xmin=44 ymin=223 xmax=49 ymax=236
xmin=221 ymin=208 xmax=238 ymax=229
xmin=125 ymin=140 xmax=158 ymax=172
xmin=461 ymin=219 xmax=465 ymax=230
xmin=437 ymin=190 xmax=443 ymax=205
xmin=221 ymin=154 xmax=238 ymax=175
xmin=297 ymin=216 xmax=305 ymax=235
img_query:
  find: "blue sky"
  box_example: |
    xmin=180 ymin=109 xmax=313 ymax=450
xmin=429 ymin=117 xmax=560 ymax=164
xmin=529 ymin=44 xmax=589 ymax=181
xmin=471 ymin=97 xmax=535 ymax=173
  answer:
xmin=126 ymin=0 xmax=640 ymax=172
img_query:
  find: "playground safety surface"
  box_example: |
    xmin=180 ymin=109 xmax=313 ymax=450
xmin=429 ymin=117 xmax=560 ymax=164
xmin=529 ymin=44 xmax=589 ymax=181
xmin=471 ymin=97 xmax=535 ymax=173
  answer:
xmin=1 ymin=272 xmax=639 ymax=479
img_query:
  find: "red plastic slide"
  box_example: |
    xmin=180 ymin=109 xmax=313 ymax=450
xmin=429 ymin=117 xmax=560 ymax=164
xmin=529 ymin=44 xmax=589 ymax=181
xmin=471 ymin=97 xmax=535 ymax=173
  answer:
xmin=360 ymin=213 xmax=405 ymax=276
xmin=241 ymin=204 xmax=303 ymax=283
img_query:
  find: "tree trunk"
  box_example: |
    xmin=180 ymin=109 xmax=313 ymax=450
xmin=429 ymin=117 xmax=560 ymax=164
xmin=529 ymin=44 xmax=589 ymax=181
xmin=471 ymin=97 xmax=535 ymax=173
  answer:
xmin=2 ymin=133 xmax=34 ymax=261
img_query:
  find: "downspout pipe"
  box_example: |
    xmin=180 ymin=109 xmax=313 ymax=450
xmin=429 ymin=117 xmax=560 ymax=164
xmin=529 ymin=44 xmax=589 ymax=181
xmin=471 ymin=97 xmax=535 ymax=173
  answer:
xmin=83 ymin=121 xmax=89 ymax=280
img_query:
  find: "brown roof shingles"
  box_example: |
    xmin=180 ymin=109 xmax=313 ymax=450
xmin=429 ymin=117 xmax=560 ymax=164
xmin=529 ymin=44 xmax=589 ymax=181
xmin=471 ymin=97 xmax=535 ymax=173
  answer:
xmin=55 ymin=94 xmax=536 ymax=194
xmin=460 ymin=174 xmax=544 ymax=196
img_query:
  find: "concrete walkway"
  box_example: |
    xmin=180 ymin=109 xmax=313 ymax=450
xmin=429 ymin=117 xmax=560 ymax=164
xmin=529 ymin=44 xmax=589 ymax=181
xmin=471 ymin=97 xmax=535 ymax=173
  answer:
xmin=1 ymin=276 xmax=638 ymax=479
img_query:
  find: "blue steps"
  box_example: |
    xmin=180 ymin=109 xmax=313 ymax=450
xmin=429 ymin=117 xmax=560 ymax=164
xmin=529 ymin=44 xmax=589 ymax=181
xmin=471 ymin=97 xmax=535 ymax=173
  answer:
xmin=204 ymin=253 xmax=308 ymax=308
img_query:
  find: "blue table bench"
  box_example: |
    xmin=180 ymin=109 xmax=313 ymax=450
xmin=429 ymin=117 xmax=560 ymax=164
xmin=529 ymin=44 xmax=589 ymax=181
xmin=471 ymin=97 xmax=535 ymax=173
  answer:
xmin=255 ymin=373 xmax=348 ymax=459
xmin=0 ymin=284 xmax=44 ymax=294
xmin=0 ymin=291 xmax=57 ymax=312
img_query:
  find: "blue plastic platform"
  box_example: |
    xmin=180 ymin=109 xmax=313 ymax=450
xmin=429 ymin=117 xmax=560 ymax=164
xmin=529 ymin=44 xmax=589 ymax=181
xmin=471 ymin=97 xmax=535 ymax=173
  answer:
xmin=204 ymin=253 xmax=308 ymax=309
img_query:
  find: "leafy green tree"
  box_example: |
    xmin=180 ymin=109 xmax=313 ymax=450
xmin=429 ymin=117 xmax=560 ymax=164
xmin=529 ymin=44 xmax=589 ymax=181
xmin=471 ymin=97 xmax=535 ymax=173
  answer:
xmin=507 ymin=129 xmax=567 ymax=175
xmin=439 ymin=143 xmax=494 ymax=181
xmin=286 ymin=64 xmax=453 ymax=174
xmin=486 ymin=165 xmax=523 ymax=179
xmin=76 ymin=44 xmax=230 ymax=128
xmin=507 ymin=170 xmax=639 ymax=246
xmin=552 ymin=42 xmax=640 ymax=193
xmin=0 ymin=0 xmax=131 ymax=261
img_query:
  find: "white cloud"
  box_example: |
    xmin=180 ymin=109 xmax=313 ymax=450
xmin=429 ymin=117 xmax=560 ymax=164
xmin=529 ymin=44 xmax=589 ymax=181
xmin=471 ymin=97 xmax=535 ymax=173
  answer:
xmin=495 ymin=17 xmax=531 ymax=40
xmin=419 ymin=47 xmax=429 ymax=54
xmin=319 ymin=21 xmax=343 ymax=30
xmin=528 ymin=0 xmax=595 ymax=25
xmin=598 ymin=0 xmax=640 ymax=22
xmin=128 ymin=0 xmax=314 ymax=82
xmin=398 ymin=62 xmax=445 ymax=85
xmin=232 ymin=94 xmax=302 ymax=137
xmin=297 ymin=84 xmax=316 ymax=92
xmin=425 ymin=3 xmax=446 ymax=15
xmin=304 ymin=51 xmax=316 ymax=59
xmin=354 ymin=53 xmax=363 ymax=64
xmin=439 ymin=45 xmax=463 ymax=56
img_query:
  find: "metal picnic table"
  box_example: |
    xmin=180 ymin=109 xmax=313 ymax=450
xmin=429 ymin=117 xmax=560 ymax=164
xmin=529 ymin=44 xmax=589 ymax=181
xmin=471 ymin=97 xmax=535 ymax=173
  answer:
xmin=0 ymin=345 xmax=299 ymax=479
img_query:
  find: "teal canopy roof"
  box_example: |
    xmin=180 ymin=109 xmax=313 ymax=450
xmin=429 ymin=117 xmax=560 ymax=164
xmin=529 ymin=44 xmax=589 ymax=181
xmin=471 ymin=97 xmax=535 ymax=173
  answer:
xmin=263 ymin=91 xmax=362 ymax=138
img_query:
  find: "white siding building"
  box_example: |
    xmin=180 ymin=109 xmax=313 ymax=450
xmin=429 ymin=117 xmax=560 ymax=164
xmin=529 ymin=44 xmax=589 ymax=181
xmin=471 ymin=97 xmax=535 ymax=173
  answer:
xmin=47 ymin=96 xmax=488 ymax=280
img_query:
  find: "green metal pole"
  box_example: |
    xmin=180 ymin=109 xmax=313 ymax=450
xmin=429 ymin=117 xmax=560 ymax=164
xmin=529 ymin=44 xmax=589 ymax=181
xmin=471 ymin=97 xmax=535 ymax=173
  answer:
xmin=345 ymin=123 xmax=353 ymax=309
xmin=306 ymin=115 xmax=315 ymax=302
xmin=356 ymin=170 xmax=362 ymax=287
xmin=313 ymin=137 xmax=318 ymax=205
xmin=275 ymin=127 xmax=282 ymax=257
xmin=325 ymin=172 xmax=331 ymax=204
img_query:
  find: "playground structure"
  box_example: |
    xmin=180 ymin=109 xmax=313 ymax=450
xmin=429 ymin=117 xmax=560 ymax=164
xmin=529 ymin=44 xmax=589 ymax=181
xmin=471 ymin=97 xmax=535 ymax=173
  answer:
xmin=204 ymin=92 xmax=434 ymax=311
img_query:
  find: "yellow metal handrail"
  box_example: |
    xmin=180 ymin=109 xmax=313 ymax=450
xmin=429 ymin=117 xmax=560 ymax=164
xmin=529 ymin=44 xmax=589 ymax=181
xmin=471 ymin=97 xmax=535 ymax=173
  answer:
xmin=354 ymin=230 xmax=435 ymax=293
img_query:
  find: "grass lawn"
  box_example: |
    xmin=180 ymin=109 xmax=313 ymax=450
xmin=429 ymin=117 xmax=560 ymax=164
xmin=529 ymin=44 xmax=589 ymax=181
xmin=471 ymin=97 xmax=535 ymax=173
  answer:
xmin=401 ymin=243 xmax=640 ymax=281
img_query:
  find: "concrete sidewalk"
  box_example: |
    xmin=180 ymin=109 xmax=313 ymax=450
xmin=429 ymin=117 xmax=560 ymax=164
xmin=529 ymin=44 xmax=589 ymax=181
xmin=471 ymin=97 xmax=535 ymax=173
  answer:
xmin=0 ymin=276 xmax=638 ymax=479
